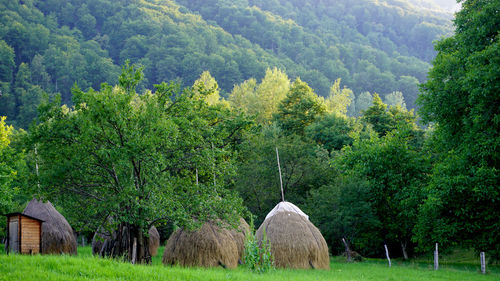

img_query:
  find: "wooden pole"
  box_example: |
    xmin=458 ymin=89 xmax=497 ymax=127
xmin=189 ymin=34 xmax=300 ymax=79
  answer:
xmin=131 ymin=238 xmax=137 ymax=264
xmin=480 ymin=252 xmax=486 ymax=274
xmin=384 ymin=244 xmax=391 ymax=267
xmin=195 ymin=168 xmax=198 ymax=186
xmin=434 ymin=243 xmax=439 ymax=270
xmin=275 ymin=147 xmax=284 ymax=202
xmin=342 ymin=238 xmax=352 ymax=262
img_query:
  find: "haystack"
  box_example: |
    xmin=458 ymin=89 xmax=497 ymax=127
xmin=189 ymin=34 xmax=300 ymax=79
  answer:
xmin=149 ymin=225 xmax=160 ymax=256
xmin=23 ymin=199 xmax=77 ymax=255
xmin=162 ymin=221 xmax=239 ymax=268
xmin=228 ymin=218 xmax=250 ymax=262
xmin=256 ymin=201 xmax=329 ymax=269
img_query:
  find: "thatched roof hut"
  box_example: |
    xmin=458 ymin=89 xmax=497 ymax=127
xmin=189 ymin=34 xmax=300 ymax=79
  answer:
xmin=23 ymin=199 xmax=77 ymax=255
xmin=228 ymin=218 xmax=250 ymax=263
xmin=162 ymin=221 xmax=239 ymax=268
xmin=256 ymin=201 xmax=329 ymax=269
xmin=149 ymin=225 xmax=160 ymax=257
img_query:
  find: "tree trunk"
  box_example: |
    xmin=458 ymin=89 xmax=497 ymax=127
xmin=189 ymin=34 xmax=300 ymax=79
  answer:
xmin=401 ymin=241 xmax=409 ymax=260
xmin=99 ymin=224 xmax=151 ymax=264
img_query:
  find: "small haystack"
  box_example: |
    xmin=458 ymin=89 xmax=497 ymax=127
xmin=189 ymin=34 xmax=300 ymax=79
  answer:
xmin=228 ymin=218 xmax=250 ymax=263
xmin=162 ymin=222 xmax=239 ymax=268
xmin=23 ymin=199 xmax=77 ymax=255
xmin=149 ymin=225 xmax=160 ymax=257
xmin=256 ymin=201 xmax=329 ymax=269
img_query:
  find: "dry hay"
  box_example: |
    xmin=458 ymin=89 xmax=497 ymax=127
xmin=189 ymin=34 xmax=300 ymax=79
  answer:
xmin=256 ymin=206 xmax=330 ymax=269
xmin=162 ymin=221 xmax=239 ymax=268
xmin=23 ymin=199 xmax=77 ymax=255
xmin=228 ymin=218 xmax=250 ymax=262
xmin=148 ymin=225 xmax=160 ymax=257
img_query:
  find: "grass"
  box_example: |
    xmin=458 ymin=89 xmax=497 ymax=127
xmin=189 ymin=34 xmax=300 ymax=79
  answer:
xmin=0 ymin=245 xmax=499 ymax=281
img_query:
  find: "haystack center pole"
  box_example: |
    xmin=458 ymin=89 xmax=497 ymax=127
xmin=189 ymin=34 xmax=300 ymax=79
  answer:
xmin=275 ymin=147 xmax=284 ymax=202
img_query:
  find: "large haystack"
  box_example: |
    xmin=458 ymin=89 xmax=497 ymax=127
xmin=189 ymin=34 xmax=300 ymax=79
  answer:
xmin=149 ymin=225 xmax=160 ymax=257
xmin=162 ymin=222 xmax=239 ymax=268
xmin=23 ymin=199 xmax=77 ymax=255
xmin=228 ymin=218 xmax=250 ymax=263
xmin=256 ymin=201 xmax=329 ymax=269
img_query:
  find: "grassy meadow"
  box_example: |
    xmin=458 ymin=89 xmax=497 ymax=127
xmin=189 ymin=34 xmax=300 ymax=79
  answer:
xmin=0 ymin=245 xmax=499 ymax=281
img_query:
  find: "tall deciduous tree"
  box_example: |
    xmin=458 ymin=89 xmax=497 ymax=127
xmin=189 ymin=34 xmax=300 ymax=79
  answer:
xmin=274 ymin=78 xmax=326 ymax=136
xmin=29 ymin=63 xmax=247 ymax=263
xmin=416 ymin=0 xmax=500 ymax=258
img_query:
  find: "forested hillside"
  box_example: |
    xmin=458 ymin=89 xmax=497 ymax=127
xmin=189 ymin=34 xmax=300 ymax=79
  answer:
xmin=0 ymin=0 xmax=451 ymax=128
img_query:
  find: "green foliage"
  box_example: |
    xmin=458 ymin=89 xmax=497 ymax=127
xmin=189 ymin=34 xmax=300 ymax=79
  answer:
xmin=335 ymin=125 xmax=431 ymax=255
xmin=275 ymin=78 xmax=326 ymax=136
xmin=362 ymin=94 xmax=418 ymax=137
xmin=28 ymin=64 xmax=248 ymax=243
xmin=235 ymin=124 xmax=333 ymax=225
xmin=0 ymin=0 xmax=451 ymax=126
xmin=306 ymin=175 xmax=382 ymax=256
xmin=243 ymin=219 xmax=275 ymax=273
xmin=416 ymin=0 xmax=500 ymax=258
xmin=305 ymin=114 xmax=372 ymax=152
xmin=0 ymin=116 xmax=26 ymax=238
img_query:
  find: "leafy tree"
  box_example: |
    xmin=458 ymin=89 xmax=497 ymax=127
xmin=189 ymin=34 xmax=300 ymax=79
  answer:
xmin=0 ymin=116 xmax=25 ymax=238
xmin=305 ymin=114 xmax=370 ymax=152
xmin=324 ymin=78 xmax=352 ymax=117
xmin=29 ymin=64 xmax=247 ymax=263
xmin=235 ymin=124 xmax=333 ymax=225
xmin=416 ymin=0 xmax=500 ymax=258
xmin=336 ymin=126 xmax=431 ymax=258
xmin=384 ymin=91 xmax=407 ymax=109
xmin=274 ymin=78 xmax=326 ymax=136
xmin=355 ymin=91 xmax=373 ymax=116
xmin=306 ymin=175 xmax=382 ymax=256
xmin=228 ymin=68 xmax=290 ymax=124
xmin=362 ymin=94 xmax=418 ymax=137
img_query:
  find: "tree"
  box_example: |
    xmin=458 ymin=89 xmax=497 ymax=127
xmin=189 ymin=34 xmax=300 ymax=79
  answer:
xmin=228 ymin=68 xmax=290 ymax=124
xmin=306 ymin=175 xmax=382 ymax=256
xmin=416 ymin=0 xmax=500 ymax=258
xmin=355 ymin=91 xmax=373 ymax=116
xmin=384 ymin=91 xmax=407 ymax=109
xmin=29 ymin=63 xmax=247 ymax=264
xmin=274 ymin=78 xmax=326 ymax=136
xmin=0 ymin=116 xmax=25 ymax=238
xmin=235 ymin=124 xmax=333 ymax=226
xmin=362 ymin=94 xmax=418 ymax=137
xmin=324 ymin=78 xmax=353 ymax=117
xmin=336 ymin=126 xmax=431 ymax=258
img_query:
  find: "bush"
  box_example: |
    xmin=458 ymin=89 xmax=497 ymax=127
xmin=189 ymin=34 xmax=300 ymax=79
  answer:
xmin=243 ymin=219 xmax=274 ymax=273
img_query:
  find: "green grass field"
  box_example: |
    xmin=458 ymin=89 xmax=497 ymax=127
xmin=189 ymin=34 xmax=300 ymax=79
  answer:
xmin=0 ymin=245 xmax=498 ymax=281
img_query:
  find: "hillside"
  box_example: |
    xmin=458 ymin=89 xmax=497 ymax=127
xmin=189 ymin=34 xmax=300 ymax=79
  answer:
xmin=0 ymin=0 xmax=452 ymax=127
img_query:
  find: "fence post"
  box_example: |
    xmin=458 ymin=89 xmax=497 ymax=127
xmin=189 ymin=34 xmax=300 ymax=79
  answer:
xmin=384 ymin=244 xmax=391 ymax=267
xmin=434 ymin=243 xmax=439 ymax=270
xmin=480 ymin=252 xmax=486 ymax=274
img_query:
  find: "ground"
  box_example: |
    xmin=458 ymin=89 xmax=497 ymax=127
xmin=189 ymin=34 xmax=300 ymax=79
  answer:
xmin=0 ymin=245 xmax=498 ymax=281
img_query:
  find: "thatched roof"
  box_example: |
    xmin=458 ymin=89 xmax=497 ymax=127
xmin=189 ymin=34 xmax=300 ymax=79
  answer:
xmin=256 ymin=202 xmax=329 ymax=269
xmin=228 ymin=218 xmax=250 ymax=263
xmin=149 ymin=225 xmax=160 ymax=257
xmin=23 ymin=199 xmax=77 ymax=255
xmin=162 ymin=221 xmax=239 ymax=268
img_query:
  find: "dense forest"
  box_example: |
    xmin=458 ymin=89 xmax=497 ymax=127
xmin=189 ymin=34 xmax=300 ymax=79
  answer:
xmin=1 ymin=0 xmax=498 ymax=265
xmin=0 ymin=0 xmax=452 ymax=128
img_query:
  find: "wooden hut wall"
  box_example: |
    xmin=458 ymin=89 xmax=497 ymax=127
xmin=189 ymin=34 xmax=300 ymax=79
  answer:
xmin=20 ymin=216 xmax=42 ymax=254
